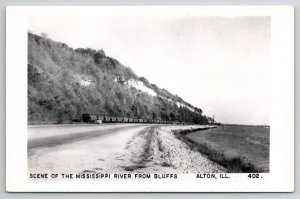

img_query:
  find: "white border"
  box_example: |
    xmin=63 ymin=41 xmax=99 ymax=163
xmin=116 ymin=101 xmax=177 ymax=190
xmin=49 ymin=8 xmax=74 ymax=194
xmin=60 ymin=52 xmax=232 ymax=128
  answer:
xmin=6 ymin=6 xmax=294 ymax=192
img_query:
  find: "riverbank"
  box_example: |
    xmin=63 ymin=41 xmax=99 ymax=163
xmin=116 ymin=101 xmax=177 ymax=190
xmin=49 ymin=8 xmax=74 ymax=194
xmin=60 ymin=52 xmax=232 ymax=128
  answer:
xmin=173 ymin=125 xmax=270 ymax=173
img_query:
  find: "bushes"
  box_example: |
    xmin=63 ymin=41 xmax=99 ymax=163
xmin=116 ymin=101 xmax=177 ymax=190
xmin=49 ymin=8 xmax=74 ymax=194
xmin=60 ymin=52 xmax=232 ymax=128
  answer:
xmin=28 ymin=33 xmax=209 ymax=124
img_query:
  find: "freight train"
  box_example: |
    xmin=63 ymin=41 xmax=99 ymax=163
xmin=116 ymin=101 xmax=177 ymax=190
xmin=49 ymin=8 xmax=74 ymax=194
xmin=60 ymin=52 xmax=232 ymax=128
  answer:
xmin=82 ymin=114 xmax=176 ymax=124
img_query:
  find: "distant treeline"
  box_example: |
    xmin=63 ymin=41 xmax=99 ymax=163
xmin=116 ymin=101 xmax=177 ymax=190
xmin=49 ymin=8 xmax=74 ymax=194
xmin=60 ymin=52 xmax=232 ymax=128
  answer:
xmin=28 ymin=33 xmax=210 ymax=124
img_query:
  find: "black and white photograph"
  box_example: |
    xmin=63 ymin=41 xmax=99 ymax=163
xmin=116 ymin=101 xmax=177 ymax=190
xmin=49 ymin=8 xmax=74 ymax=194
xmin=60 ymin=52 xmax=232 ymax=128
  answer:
xmin=27 ymin=15 xmax=271 ymax=175
xmin=6 ymin=6 xmax=294 ymax=192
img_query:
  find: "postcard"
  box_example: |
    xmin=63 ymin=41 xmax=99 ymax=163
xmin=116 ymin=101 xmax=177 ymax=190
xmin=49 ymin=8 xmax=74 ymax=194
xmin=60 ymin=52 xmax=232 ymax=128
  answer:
xmin=6 ymin=6 xmax=294 ymax=192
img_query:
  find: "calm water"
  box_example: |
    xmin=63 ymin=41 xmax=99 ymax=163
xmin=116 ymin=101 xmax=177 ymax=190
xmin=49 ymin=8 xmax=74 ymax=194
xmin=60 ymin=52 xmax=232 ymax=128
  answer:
xmin=187 ymin=125 xmax=270 ymax=172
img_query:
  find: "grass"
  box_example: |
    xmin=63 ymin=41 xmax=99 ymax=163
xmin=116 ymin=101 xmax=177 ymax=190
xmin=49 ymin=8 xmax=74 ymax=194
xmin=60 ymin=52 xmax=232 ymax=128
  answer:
xmin=161 ymin=162 xmax=172 ymax=167
xmin=121 ymin=165 xmax=146 ymax=171
xmin=140 ymin=127 xmax=155 ymax=163
xmin=173 ymin=125 xmax=269 ymax=173
xmin=121 ymin=127 xmax=156 ymax=172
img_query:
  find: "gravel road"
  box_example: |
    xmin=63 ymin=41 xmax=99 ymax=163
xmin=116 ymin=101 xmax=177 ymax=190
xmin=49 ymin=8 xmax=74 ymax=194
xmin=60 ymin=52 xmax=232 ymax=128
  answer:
xmin=28 ymin=124 xmax=225 ymax=174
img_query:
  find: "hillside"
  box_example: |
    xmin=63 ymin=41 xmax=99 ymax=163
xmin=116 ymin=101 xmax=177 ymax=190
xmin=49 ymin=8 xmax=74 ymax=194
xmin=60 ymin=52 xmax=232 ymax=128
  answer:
xmin=28 ymin=33 xmax=209 ymax=124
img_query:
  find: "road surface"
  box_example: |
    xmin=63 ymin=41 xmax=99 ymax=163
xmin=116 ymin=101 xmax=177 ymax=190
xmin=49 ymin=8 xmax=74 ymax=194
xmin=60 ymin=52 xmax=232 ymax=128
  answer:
xmin=28 ymin=124 xmax=225 ymax=174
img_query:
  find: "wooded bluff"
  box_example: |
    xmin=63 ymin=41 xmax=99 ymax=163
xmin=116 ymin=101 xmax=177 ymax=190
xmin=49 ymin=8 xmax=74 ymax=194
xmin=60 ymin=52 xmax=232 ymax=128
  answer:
xmin=28 ymin=33 xmax=211 ymax=124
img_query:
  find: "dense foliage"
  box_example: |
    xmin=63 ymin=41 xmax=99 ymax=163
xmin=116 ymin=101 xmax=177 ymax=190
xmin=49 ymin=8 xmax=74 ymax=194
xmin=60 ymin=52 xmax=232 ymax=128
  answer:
xmin=28 ymin=33 xmax=209 ymax=124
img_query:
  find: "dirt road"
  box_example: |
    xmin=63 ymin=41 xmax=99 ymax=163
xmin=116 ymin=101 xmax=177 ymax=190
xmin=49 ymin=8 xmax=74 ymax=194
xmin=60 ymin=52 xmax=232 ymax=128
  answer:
xmin=28 ymin=124 xmax=225 ymax=174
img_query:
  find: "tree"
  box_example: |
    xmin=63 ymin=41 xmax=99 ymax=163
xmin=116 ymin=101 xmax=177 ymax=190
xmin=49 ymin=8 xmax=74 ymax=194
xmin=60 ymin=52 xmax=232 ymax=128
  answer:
xmin=41 ymin=32 xmax=48 ymax=38
xmin=27 ymin=33 xmax=210 ymax=124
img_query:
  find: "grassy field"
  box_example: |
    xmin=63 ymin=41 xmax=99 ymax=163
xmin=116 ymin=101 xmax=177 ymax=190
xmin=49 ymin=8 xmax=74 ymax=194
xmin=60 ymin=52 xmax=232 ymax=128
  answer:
xmin=174 ymin=125 xmax=270 ymax=173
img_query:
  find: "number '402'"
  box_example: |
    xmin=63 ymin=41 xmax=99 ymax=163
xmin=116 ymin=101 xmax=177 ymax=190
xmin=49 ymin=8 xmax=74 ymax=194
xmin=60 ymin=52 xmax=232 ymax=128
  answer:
xmin=248 ymin=173 xmax=260 ymax=178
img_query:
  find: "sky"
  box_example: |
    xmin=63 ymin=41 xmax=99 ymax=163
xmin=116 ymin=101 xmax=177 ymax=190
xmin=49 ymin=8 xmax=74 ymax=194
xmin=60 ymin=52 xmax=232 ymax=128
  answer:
xmin=29 ymin=15 xmax=271 ymax=125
